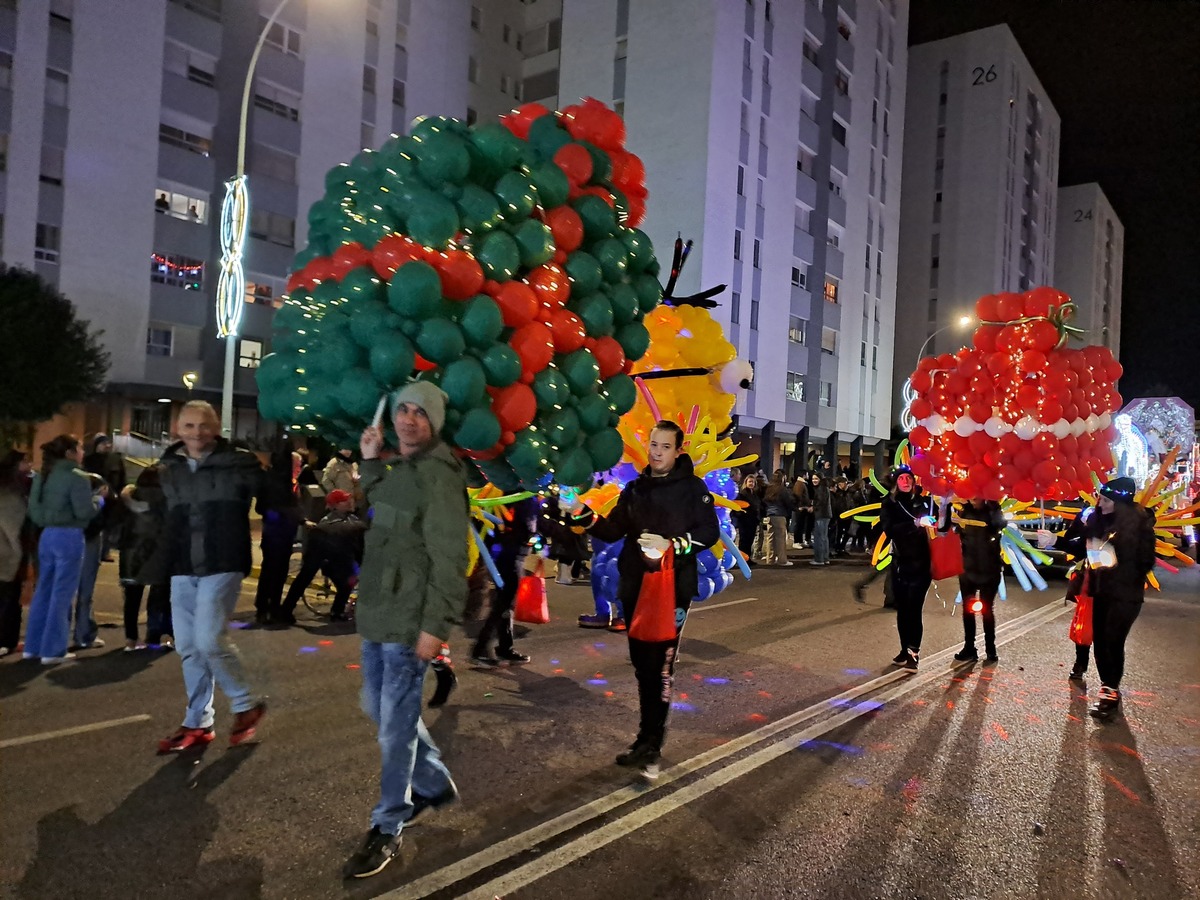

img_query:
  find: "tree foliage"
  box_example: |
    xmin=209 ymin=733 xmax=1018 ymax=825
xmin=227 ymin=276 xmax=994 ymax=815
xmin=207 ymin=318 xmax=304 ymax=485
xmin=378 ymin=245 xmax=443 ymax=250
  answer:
xmin=0 ymin=265 xmax=110 ymax=426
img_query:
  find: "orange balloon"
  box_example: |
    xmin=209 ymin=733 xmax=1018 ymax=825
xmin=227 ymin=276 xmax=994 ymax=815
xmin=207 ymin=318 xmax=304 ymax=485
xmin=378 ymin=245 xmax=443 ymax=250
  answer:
xmin=544 ymin=206 xmax=584 ymax=253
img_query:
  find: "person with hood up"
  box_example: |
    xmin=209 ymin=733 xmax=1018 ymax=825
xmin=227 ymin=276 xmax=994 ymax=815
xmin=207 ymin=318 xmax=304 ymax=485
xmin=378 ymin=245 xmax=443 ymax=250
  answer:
xmin=879 ymin=464 xmax=935 ymax=670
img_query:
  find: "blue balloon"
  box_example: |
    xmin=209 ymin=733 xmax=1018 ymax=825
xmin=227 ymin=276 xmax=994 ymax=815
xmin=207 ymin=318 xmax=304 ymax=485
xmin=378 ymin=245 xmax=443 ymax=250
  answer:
xmin=695 ymin=576 xmax=715 ymax=602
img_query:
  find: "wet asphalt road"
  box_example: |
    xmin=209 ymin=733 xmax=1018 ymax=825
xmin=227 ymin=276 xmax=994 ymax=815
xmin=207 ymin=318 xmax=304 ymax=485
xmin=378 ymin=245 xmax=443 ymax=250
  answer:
xmin=1 ymin=553 xmax=1197 ymax=900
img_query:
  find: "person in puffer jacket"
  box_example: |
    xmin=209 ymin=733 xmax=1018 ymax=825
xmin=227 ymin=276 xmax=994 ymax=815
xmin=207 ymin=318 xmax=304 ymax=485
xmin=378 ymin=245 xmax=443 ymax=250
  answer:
xmin=943 ymin=498 xmax=1006 ymax=663
xmin=879 ymin=465 xmax=935 ymax=670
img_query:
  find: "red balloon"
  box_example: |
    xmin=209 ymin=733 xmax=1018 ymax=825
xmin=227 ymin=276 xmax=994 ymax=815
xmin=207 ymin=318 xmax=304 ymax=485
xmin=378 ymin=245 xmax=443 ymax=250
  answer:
xmin=910 ymin=425 xmax=933 ymax=450
xmin=1027 ymin=320 xmax=1059 ymax=353
xmin=1018 ymin=349 xmax=1047 ymax=374
xmin=910 ymin=371 xmax=933 ymax=393
xmin=330 ymin=242 xmax=371 ymax=280
xmin=491 ymin=383 xmax=537 ymax=433
xmin=553 ymin=143 xmax=594 ymax=187
xmin=987 ymin=352 xmax=1013 ymax=376
xmin=501 ymin=102 xmax=551 ymax=140
xmin=489 ymin=281 xmax=539 ymax=328
xmin=525 ymin=262 xmax=570 ymax=312
xmin=590 ymin=336 xmax=626 ymax=379
xmin=1023 ymin=286 xmax=1061 ymax=318
xmin=545 ymin=206 xmax=584 ymax=254
xmin=967 ymin=431 xmax=993 ymax=457
xmin=1013 ymin=479 xmax=1037 ymax=502
xmin=413 ymin=353 xmax=436 ymax=372
xmin=1038 ymin=400 xmax=1063 ymax=425
xmin=372 ymin=234 xmax=426 ymax=278
xmin=910 ymin=397 xmax=933 ymax=421
xmin=510 ymin=322 xmax=555 ymax=375
xmin=975 ymin=294 xmax=1001 ymax=321
xmin=305 ymin=257 xmax=335 ymax=285
xmin=548 ymin=308 xmax=587 ymax=353
xmin=1032 ymin=459 xmax=1059 ymax=488
xmin=431 ymin=249 xmax=484 ymax=301
xmin=995 ymin=292 xmax=1024 ymax=321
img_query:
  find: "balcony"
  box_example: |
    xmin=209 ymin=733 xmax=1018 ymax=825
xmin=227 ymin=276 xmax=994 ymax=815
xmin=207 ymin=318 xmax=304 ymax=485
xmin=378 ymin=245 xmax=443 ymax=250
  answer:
xmin=250 ymin=111 xmax=302 ymax=156
xmin=835 ymin=34 xmax=855 ymax=70
xmin=833 ymin=90 xmax=852 ymax=123
xmin=840 ymin=0 xmax=858 ymax=21
xmin=798 ymin=112 xmax=820 ymax=153
xmin=150 ymin=281 xmax=210 ymax=329
xmin=144 ymin=353 xmax=205 ymax=388
xmin=165 ymin=1 xmax=222 ymax=59
xmin=828 ymin=190 xmax=847 ymax=226
xmin=829 ymin=140 xmax=849 ymax=178
xmin=825 ymin=244 xmax=844 ymax=280
xmin=42 ymin=105 xmax=69 ymax=147
xmin=154 ymin=213 xmax=211 ymax=260
xmin=256 ymin=48 xmax=305 ymax=94
xmin=795 ymin=170 xmax=817 ymax=208
xmin=801 ymin=56 xmax=821 ymax=90
xmin=158 ymin=141 xmax=216 ymax=191
xmin=790 ymin=285 xmax=813 ymax=319
xmin=792 ymin=229 xmax=814 ymax=262
xmin=161 ymin=71 xmax=219 ymax=125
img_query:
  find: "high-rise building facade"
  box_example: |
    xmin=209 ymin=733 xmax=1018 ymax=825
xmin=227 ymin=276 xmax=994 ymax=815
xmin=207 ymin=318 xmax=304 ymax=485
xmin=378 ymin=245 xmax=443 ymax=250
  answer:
xmin=1054 ymin=183 xmax=1122 ymax=357
xmin=894 ymin=24 xmax=1060 ymax=413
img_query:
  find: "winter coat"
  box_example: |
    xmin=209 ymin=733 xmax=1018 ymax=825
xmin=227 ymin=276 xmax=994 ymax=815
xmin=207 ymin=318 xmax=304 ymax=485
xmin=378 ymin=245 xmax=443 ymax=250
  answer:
xmin=947 ymin=500 xmax=1006 ymax=585
xmin=1054 ymin=502 xmax=1156 ymax=605
xmin=159 ymin=439 xmax=263 ymax=577
xmin=256 ymin=469 xmax=303 ymax=547
xmin=28 ymin=459 xmax=103 ymax=530
xmin=491 ymin=496 xmax=537 ymax=559
xmin=320 ymin=457 xmax=357 ymax=495
xmin=306 ymin=510 xmax=366 ymax=567
xmin=810 ymin=478 xmax=833 ymax=520
xmin=588 ymin=454 xmax=721 ymax=611
xmin=0 ymin=489 xmax=27 ymax=582
xmin=118 ymin=483 xmax=170 ymax=586
xmin=880 ymin=489 xmax=934 ymax=583
xmin=733 ymin=488 xmax=762 ymax=529
xmin=83 ymin=449 xmax=126 ymax=538
xmin=540 ymin=501 xmax=589 ymax=561
xmin=355 ymin=441 xmax=469 ymax=645
xmin=762 ymin=484 xmax=795 ymax=519
xmin=791 ymin=478 xmax=810 ymax=508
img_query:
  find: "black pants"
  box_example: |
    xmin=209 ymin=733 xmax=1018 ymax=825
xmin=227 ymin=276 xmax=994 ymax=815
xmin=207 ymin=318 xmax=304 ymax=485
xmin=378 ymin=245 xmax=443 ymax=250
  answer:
xmin=1092 ymin=596 xmax=1142 ymax=690
xmin=894 ymin=574 xmax=931 ymax=652
xmin=628 ymin=632 xmax=683 ymax=751
xmin=959 ymin=577 xmax=999 ymax=650
xmin=0 ymin=578 xmax=23 ymax=650
xmin=736 ymin=519 xmax=757 ymax=561
xmin=474 ymin=548 xmax=524 ymax=655
xmin=283 ymin=553 xmax=355 ymax=616
xmin=793 ymin=510 xmax=812 ymax=544
xmin=255 ymin=537 xmax=294 ymax=617
xmin=1073 ymin=642 xmax=1091 ymax=672
xmin=123 ymin=583 xmax=172 ymax=643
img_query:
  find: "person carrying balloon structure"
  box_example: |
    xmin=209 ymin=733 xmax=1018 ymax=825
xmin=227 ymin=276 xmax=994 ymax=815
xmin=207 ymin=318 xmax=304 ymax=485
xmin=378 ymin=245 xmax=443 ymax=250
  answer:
xmin=574 ymin=419 xmax=720 ymax=781
xmin=942 ymin=497 xmax=1007 ymax=663
xmin=879 ymin=464 xmax=935 ymax=670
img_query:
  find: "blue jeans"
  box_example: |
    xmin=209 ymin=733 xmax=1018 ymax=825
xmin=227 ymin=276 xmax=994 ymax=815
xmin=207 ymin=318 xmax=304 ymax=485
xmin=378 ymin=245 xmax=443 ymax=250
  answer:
xmin=73 ymin=534 xmax=102 ymax=647
xmin=360 ymin=640 xmax=454 ymax=835
xmin=812 ymin=518 xmax=831 ymax=564
xmin=171 ymin=574 xmax=256 ymax=729
xmin=24 ymin=527 xmax=85 ymax=659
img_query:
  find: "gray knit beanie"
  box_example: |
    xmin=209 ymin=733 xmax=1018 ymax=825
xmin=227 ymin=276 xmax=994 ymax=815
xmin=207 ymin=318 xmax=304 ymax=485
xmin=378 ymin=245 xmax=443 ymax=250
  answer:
xmin=390 ymin=381 xmax=448 ymax=434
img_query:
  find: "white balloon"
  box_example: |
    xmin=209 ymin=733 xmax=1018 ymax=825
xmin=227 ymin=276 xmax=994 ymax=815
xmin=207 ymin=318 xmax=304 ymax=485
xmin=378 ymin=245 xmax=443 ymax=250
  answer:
xmin=1069 ymin=417 xmax=1085 ymax=437
xmin=954 ymin=416 xmax=976 ymax=437
xmin=1052 ymin=419 xmax=1071 ymax=439
xmin=1014 ymin=416 xmax=1040 ymax=440
xmin=984 ymin=416 xmax=1005 ymax=438
xmin=1085 ymin=413 xmax=1100 ymax=432
xmin=927 ymin=413 xmax=947 ymax=436
xmin=1099 ymin=412 xmax=1112 ymax=429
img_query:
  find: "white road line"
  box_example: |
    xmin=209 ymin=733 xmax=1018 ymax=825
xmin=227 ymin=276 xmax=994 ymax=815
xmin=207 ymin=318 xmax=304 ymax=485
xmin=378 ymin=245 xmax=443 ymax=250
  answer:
xmin=0 ymin=714 xmax=152 ymax=750
xmin=385 ymin=598 xmax=1068 ymax=899
xmin=691 ymin=595 xmax=760 ymax=613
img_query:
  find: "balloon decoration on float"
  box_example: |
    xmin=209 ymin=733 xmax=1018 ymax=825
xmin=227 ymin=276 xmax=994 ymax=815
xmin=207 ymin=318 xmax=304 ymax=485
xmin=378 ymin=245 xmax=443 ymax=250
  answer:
xmin=256 ymin=98 xmax=658 ymax=490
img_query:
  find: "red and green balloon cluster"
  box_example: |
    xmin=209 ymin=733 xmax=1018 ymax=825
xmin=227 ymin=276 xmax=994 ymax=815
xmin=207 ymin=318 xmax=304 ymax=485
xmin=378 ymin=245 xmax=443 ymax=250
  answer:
xmin=906 ymin=287 xmax=1122 ymax=502
xmin=256 ymin=99 xmax=663 ymax=489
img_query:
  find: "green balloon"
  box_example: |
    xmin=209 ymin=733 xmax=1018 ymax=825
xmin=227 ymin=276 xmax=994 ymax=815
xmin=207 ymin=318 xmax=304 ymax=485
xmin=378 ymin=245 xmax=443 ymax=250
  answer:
xmin=469 ymin=122 xmax=524 ymax=171
xmin=410 ymin=115 xmax=456 ymax=142
xmin=440 ymin=357 xmax=487 ymax=410
xmin=544 ymin=407 xmax=581 ymax=450
xmin=575 ymin=392 xmax=612 ymax=434
xmin=621 ymin=228 xmax=655 ymax=273
xmin=415 ymin=130 xmax=471 ymax=185
xmin=416 ymin=318 xmax=466 ymax=365
xmin=349 ymin=300 xmax=393 ymax=347
xmin=529 ymin=161 xmax=569 ymax=208
xmin=324 ymin=164 xmax=355 ymax=193
xmin=494 ymin=171 xmax=538 ymax=220
xmin=256 ymin=352 xmax=294 ymax=390
xmin=338 ymin=368 xmax=383 ymax=419
xmin=454 ymin=407 xmax=502 ymax=451
xmin=533 ymin=367 xmax=572 ymax=411
xmin=459 ymin=295 xmax=504 ymax=348
xmin=457 ymin=184 xmax=503 ymax=233
xmin=634 ymin=272 xmax=664 ymax=312
xmin=405 ymin=193 xmax=460 ymax=247
xmin=589 ymin=428 xmax=624 ymax=471
xmin=476 ymin=457 xmax=521 ymax=493
xmin=309 ymin=334 xmax=362 ymax=375
xmin=273 ymin=301 xmax=310 ymax=336
xmin=560 ymin=348 xmax=600 ymax=395
xmin=506 ymin=429 xmax=545 ymax=472
xmin=480 ymin=343 xmax=522 ymax=387
xmin=565 ymin=251 xmax=604 ymax=296
xmin=307 ymin=380 xmax=343 ymax=419
xmin=292 ymin=246 xmax=320 ymax=269
xmin=528 ymin=114 xmax=572 ymax=159
xmin=387 ymin=261 xmax=443 ymax=319
xmin=592 ymin=237 xmax=629 ymax=283
xmin=512 ymin=219 xmax=555 ymax=269
xmin=368 ymin=331 xmax=415 ymax=385
xmin=602 ymin=374 xmax=637 ymax=415
xmin=580 ymin=141 xmax=612 ymax=182
xmin=573 ymin=195 xmax=617 ymax=241
xmin=476 ymin=230 xmax=520 ymax=282
xmin=555 ymin=446 xmax=595 ymax=487
xmin=615 ymin=321 xmax=650 ymax=361
xmin=443 ymin=407 xmax=463 ymax=436
xmin=608 ymin=283 xmax=639 ymax=326
xmin=339 ymin=267 xmax=383 ymax=303
xmin=572 ymin=293 xmax=615 ymax=338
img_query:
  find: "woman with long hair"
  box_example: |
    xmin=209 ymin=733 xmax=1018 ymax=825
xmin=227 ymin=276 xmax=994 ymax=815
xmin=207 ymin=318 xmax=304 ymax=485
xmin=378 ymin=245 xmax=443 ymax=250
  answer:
xmin=761 ymin=471 xmax=795 ymax=566
xmin=0 ymin=450 xmax=33 ymax=655
xmin=733 ymin=474 xmax=762 ymax=566
xmin=24 ymin=435 xmax=106 ymax=664
xmin=118 ymin=464 xmax=173 ymax=650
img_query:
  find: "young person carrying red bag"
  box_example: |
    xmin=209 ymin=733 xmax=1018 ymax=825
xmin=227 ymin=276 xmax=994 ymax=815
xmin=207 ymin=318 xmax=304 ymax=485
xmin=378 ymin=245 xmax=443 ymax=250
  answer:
xmin=575 ymin=420 xmax=720 ymax=780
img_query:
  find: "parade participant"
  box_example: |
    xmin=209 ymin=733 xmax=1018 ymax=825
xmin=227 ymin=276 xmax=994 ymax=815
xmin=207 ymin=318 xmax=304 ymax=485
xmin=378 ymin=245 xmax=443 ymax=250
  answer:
xmin=280 ymin=489 xmax=366 ymax=623
xmin=1038 ymin=476 xmax=1157 ymax=719
xmin=944 ymin=498 xmax=1007 ymax=662
xmin=879 ymin=465 xmax=935 ymax=670
xmin=576 ymin=420 xmax=721 ymax=780
xmin=761 ymin=470 xmax=795 ymax=566
xmin=24 ymin=436 xmax=106 ymax=664
xmin=157 ymin=401 xmax=266 ymax=753
xmin=254 ymin=446 xmax=303 ymax=626
xmin=471 ymin=496 xmax=537 ymax=665
xmin=118 ymin=465 xmax=173 ymax=651
xmin=343 ymin=382 xmax=463 ymax=879
xmin=0 ymin=451 xmax=32 ymax=656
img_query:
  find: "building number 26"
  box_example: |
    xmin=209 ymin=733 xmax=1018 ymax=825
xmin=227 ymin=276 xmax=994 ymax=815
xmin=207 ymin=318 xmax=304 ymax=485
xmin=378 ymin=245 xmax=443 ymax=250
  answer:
xmin=971 ymin=65 xmax=997 ymax=85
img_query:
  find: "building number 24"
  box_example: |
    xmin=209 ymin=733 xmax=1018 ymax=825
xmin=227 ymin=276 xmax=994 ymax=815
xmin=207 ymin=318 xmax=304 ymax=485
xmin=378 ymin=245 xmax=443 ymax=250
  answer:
xmin=1073 ymin=209 xmax=1094 ymax=222
xmin=971 ymin=65 xmax=997 ymax=85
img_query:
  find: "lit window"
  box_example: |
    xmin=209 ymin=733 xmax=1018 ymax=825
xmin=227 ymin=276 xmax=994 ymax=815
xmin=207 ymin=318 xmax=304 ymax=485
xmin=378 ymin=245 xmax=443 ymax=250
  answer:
xmin=786 ymin=372 xmax=806 ymax=402
xmin=154 ymin=186 xmax=209 ymax=222
xmin=824 ymin=279 xmax=839 ymax=303
xmin=821 ymin=326 xmax=837 ymax=355
xmin=150 ymin=253 xmax=204 ymax=290
xmin=146 ymin=327 xmax=173 ymax=358
xmin=239 ymin=339 xmax=263 ymax=369
xmin=788 ymin=316 xmax=806 ymax=344
xmin=245 ymin=276 xmax=284 ymax=309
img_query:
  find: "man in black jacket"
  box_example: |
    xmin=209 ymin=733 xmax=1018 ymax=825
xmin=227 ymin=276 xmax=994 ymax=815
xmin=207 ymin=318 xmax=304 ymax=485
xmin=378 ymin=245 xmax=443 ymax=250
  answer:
xmin=157 ymin=401 xmax=266 ymax=753
xmin=580 ymin=420 xmax=720 ymax=780
xmin=472 ymin=495 xmax=538 ymax=665
xmin=945 ymin=498 xmax=1007 ymax=662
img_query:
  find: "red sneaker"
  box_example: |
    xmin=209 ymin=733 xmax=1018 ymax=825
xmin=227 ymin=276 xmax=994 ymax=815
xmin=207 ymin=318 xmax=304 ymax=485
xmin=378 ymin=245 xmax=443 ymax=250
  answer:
xmin=229 ymin=702 xmax=267 ymax=746
xmin=157 ymin=726 xmax=215 ymax=755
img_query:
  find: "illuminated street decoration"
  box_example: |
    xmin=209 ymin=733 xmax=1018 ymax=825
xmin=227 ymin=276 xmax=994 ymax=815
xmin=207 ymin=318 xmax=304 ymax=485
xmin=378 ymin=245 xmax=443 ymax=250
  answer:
xmin=216 ymin=174 xmax=248 ymax=339
xmin=1111 ymin=413 xmax=1149 ymax=489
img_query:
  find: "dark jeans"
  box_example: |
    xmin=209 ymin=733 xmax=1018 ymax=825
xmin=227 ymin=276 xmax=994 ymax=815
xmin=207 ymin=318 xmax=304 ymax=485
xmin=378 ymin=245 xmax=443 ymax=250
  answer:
xmin=255 ymin=537 xmax=294 ymax=617
xmin=123 ymin=582 xmax=172 ymax=643
xmin=894 ymin=575 xmax=931 ymax=652
xmin=736 ymin=519 xmax=757 ymax=561
xmin=0 ymin=577 xmax=23 ymax=650
xmin=474 ymin=548 xmax=524 ymax=655
xmin=854 ymin=566 xmax=895 ymax=605
xmin=793 ymin=509 xmax=812 ymax=544
xmin=282 ymin=553 xmax=355 ymax=617
xmin=1074 ymin=642 xmax=1091 ymax=672
xmin=959 ymin=577 xmax=999 ymax=650
xmin=628 ymin=632 xmax=683 ymax=751
xmin=1092 ymin=596 xmax=1142 ymax=690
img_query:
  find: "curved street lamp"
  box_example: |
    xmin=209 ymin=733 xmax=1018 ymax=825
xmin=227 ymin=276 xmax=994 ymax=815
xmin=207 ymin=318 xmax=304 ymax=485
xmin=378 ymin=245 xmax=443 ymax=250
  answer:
xmin=899 ymin=314 xmax=974 ymax=431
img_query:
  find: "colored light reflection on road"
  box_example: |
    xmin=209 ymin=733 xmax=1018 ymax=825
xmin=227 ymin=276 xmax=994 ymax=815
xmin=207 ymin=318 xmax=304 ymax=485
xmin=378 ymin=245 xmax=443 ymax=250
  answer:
xmin=299 ymin=646 xmax=318 ymax=653
xmin=318 ymin=640 xmax=333 ymax=646
xmin=844 ymin=668 xmax=870 ymax=676
xmin=550 ymin=659 xmax=561 ymax=664
xmin=230 ymin=621 xmax=250 ymax=629
xmin=346 ymin=663 xmax=360 ymax=670
xmin=671 ymin=702 xmax=697 ymax=712
xmin=705 ymin=677 xmax=730 ymax=685
xmin=799 ymin=739 xmax=865 ymax=756
xmin=588 ymin=678 xmax=608 ymax=686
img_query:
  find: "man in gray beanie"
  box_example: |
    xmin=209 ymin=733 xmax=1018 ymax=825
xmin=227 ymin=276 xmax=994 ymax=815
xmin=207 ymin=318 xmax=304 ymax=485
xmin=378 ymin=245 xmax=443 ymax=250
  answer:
xmin=342 ymin=380 xmax=466 ymax=879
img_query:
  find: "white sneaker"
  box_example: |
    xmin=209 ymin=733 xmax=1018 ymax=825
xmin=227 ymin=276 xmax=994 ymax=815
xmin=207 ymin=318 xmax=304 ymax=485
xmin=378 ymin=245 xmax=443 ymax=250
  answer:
xmin=640 ymin=761 xmax=660 ymax=782
xmin=780 ymin=561 xmax=795 ymax=567
xmin=0 ymin=646 xmax=10 ymax=658
xmin=22 ymin=651 xmax=37 ymax=660
xmin=41 ymin=653 xmax=77 ymax=665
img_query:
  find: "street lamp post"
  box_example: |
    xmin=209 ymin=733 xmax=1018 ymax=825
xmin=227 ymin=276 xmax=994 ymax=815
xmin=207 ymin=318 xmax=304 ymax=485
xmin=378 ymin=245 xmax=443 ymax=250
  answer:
xmin=899 ymin=314 xmax=974 ymax=431
xmin=915 ymin=314 xmax=974 ymax=367
xmin=217 ymin=0 xmax=296 ymax=438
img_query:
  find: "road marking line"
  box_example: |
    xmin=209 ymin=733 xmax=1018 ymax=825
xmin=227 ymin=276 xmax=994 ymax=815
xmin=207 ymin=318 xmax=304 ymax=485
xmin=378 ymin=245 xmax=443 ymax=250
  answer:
xmin=386 ymin=598 xmax=1067 ymax=899
xmin=691 ymin=595 xmax=760 ymax=613
xmin=0 ymin=714 xmax=152 ymax=750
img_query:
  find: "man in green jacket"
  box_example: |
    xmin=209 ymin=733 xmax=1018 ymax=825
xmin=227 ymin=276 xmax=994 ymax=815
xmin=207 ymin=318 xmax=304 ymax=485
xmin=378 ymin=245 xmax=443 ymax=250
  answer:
xmin=343 ymin=381 xmax=467 ymax=880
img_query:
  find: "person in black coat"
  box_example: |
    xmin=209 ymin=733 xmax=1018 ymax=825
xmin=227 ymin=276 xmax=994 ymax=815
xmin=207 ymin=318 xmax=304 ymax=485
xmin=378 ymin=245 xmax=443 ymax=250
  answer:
xmin=472 ymin=496 xmax=538 ymax=665
xmin=255 ymin=447 xmax=304 ymax=625
xmin=118 ymin=465 xmax=173 ymax=649
xmin=578 ymin=420 xmax=721 ymax=779
xmin=733 ymin=474 xmax=762 ymax=566
xmin=281 ymin=489 xmax=366 ymax=622
xmin=944 ymin=498 xmax=1006 ymax=662
xmin=1039 ymin=476 xmax=1157 ymax=719
xmin=879 ymin=465 xmax=935 ymax=669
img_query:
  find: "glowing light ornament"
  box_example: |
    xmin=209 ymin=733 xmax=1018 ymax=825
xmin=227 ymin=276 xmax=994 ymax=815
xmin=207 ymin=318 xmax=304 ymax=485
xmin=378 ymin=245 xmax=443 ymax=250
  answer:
xmin=216 ymin=174 xmax=249 ymax=338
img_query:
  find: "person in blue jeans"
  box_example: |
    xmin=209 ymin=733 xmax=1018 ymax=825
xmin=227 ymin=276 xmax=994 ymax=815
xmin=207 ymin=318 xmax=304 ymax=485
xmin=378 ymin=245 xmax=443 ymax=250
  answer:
xmin=342 ymin=382 xmax=465 ymax=880
xmin=24 ymin=435 xmax=105 ymax=664
xmin=808 ymin=471 xmax=833 ymax=566
xmin=157 ymin=402 xmax=266 ymax=754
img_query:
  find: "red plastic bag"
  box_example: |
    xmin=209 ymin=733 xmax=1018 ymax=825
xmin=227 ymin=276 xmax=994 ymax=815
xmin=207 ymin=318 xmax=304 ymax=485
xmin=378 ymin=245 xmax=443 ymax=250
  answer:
xmin=1069 ymin=574 xmax=1094 ymax=646
xmin=514 ymin=560 xmax=549 ymax=624
xmin=629 ymin=547 xmax=678 ymax=642
xmin=929 ymin=528 xmax=964 ymax=581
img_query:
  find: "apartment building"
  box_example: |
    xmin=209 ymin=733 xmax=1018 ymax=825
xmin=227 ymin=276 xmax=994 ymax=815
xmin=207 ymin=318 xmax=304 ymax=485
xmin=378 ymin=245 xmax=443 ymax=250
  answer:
xmin=1054 ymin=182 xmax=1122 ymax=357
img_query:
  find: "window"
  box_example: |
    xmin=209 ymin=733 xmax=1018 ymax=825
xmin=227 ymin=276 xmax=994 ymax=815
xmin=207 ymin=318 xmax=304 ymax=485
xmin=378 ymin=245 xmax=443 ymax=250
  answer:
xmin=160 ymin=122 xmax=212 ymax=156
xmin=250 ymin=143 xmax=297 ymax=183
xmin=467 ymin=56 xmax=478 ymax=84
xmin=239 ymin=339 xmax=263 ymax=368
xmin=786 ymin=372 xmax=806 ymax=402
xmin=45 ymin=69 xmax=69 ymax=107
xmin=366 ymin=17 xmax=378 ymax=37
xmin=503 ymin=23 xmax=512 ymax=43
xmin=169 ymin=0 xmax=221 ymax=22
xmin=260 ymin=17 xmax=302 ymax=57
xmin=250 ymin=209 xmax=295 ymax=247
xmin=837 ymin=20 xmax=851 ymax=41
xmin=831 ymin=120 xmax=847 ymax=146
xmin=50 ymin=0 xmax=72 ymax=29
xmin=736 ymin=165 xmax=745 ymax=196
xmin=245 ymin=275 xmax=284 ymax=308
xmin=731 ymin=291 xmax=741 ymax=324
xmin=40 ymin=145 xmax=64 ymax=184
xmin=466 ymin=107 xmax=477 ymax=126
xmin=164 ymin=41 xmax=217 ymax=88
xmin=819 ymin=381 xmax=833 ymax=407
xmin=821 ymin=326 xmax=837 ymax=355
xmin=0 ymin=133 xmax=7 ymax=171
xmin=392 ymin=79 xmax=405 ymax=107
xmin=733 ymin=230 xmax=742 ymax=260
xmin=834 ymin=70 xmax=850 ymax=96
xmin=154 ymin=186 xmax=209 ymax=222
xmin=872 ymin=346 xmax=878 ymax=370
xmin=791 ymin=266 xmax=801 ymax=286
xmin=795 ymin=205 xmax=811 ymax=232
xmin=363 ymin=65 xmax=376 ymax=94
xmin=788 ymin=316 xmax=806 ymax=344
xmin=470 ymin=5 xmax=481 ymax=30
xmin=0 ymin=51 xmax=12 ymax=90
xmin=151 ymin=253 xmax=204 ymax=290
xmin=824 ymin=279 xmax=839 ymax=303
xmin=616 ymin=0 xmax=629 ymax=35
xmin=500 ymin=74 xmax=511 ymax=94
xmin=360 ymin=122 xmax=374 ymax=149
xmin=860 ymin=341 xmax=867 ymax=366
xmin=750 ymin=298 xmax=760 ymax=329
xmin=802 ymin=42 xmax=819 ymax=65
xmin=146 ymin=327 xmax=173 ymax=358
xmin=35 ymin=224 xmax=60 ymax=263
xmin=254 ymin=81 xmax=301 ymax=122
xmin=752 ymin=239 xmax=761 ymax=268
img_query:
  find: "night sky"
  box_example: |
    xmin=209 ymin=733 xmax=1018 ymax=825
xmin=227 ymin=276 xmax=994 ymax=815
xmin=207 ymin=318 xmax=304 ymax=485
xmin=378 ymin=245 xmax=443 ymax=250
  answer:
xmin=908 ymin=0 xmax=1200 ymax=413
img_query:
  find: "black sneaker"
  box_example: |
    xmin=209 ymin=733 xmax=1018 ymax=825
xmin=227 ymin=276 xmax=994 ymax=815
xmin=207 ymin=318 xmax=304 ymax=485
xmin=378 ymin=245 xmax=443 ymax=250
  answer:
xmin=496 ymin=648 xmax=531 ymax=664
xmin=902 ymin=649 xmax=919 ymax=670
xmin=891 ymin=651 xmax=909 ymax=666
xmin=1068 ymin=665 xmax=1087 ymax=682
xmin=954 ymin=647 xmax=978 ymax=662
xmin=408 ymin=781 xmax=459 ymax=826
xmin=984 ymin=647 xmax=999 ymax=663
xmin=470 ymin=654 xmax=500 ymax=668
xmin=429 ymin=662 xmax=457 ymax=708
xmin=1089 ymin=687 xmax=1121 ymax=720
xmin=342 ymin=826 xmax=401 ymax=879
xmin=615 ymin=741 xmax=658 ymax=768
xmin=852 ymin=583 xmax=866 ymax=604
